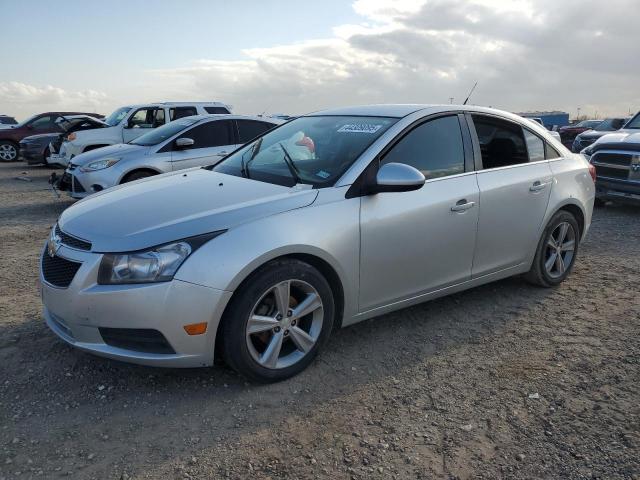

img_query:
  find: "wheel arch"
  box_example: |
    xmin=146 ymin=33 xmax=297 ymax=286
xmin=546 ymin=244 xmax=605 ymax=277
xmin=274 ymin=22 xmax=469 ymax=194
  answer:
xmin=548 ymin=200 xmax=586 ymax=239
xmin=119 ymin=167 xmax=163 ymax=184
xmin=213 ymin=250 xmax=346 ymax=361
xmin=81 ymin=143 xmax=111 ymax=153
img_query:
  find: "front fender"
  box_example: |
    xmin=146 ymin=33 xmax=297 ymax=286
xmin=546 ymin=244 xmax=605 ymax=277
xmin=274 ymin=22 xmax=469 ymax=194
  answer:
xmin=175 ymin=189 xmax=361 ymax=320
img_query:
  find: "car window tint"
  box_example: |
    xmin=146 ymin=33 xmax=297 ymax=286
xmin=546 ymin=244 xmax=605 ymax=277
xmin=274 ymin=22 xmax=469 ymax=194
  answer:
xmin=524 ymin=129 xmax=545 ymax=162
xmin=129 ymin=108 xmax=165 ymax=128
xmin=178 ymin=120 xmax=233 ymax=148
xmin=545 ymin=142 xmax=562 ymax=160
xmin=381 ymin=115 xmax=464 ymax=180
xmin=472 ymin=115 xmax=528 ymax=169
xmin=204 ymin=106 xmax=230 ymax=114
xmin=236 ymin=120 xmax=274 ymax=143
xmin=170 ymin=107 xmax=198 ymax=121
xmin=31 ymin=115 xmax=56 ymax=131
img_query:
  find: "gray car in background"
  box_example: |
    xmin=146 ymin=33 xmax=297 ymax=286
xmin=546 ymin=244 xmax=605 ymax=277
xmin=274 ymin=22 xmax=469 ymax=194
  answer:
xmin=58 ymin=115 xmax=281 ymax=198
xmin=40 ymin=105 xmax=595 ymax=383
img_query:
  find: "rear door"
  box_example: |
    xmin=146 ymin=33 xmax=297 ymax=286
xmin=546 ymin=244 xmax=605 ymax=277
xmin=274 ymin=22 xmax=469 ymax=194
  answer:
xmin=169 ymin=106 xmax=198 ymax=121
xmin=170 ymin=119 xmax=235 ymax=170
xmin=359 ymin=114 xmax=479 ymax=311
xmin=468 ymin=114 xmax=553 ymax=277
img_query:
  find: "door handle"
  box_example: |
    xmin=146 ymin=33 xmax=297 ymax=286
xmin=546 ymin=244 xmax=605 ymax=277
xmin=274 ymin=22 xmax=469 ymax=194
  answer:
xmin=529 ymin=181 xmax=549 ymax=192
xmin=451 ymin=199 xmax=476 ymax=212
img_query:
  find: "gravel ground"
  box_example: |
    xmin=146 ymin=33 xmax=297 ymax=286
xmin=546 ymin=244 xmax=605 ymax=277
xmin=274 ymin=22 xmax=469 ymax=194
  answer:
xmin=0 ymin=162 xmax=639 ymax=480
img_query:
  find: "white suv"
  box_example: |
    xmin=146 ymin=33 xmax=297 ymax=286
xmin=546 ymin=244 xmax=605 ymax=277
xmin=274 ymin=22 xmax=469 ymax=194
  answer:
xmin=49 ymin=102 xmax=231 ymax=166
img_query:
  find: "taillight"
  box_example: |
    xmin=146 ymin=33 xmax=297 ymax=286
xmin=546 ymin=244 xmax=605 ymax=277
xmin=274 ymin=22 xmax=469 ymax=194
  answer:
xmin=588 ymin=163 xmax=596 ymax=183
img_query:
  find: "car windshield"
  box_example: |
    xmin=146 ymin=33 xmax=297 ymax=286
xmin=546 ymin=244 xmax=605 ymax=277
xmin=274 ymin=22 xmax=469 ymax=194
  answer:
xmin=575 ymin=120 xmax=601 ymax=128
xmin=104 ymin=107 xmax=132 ymax=126
xmin=213 ymin=115 xmax=397 ymax=187
xmin=625 ymin=113 xmax=640 ymax=129
xmin=130 ymin=118 xmax=199 ymax=146
xmin=594 ymin=118 xmax=622 ymax=131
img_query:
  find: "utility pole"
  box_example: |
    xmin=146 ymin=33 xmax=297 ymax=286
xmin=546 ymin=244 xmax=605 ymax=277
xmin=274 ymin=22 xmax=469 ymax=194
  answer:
xmin=449 ymin=97 xmax=454 ymax=104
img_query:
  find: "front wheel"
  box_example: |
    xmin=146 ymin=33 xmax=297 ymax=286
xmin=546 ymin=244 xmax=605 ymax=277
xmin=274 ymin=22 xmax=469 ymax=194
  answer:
xmin=0 ymin=141 xmax=18 ymax=162
xmin=525 ymin=210 xmax=580 ymax=287
xmin=221 ymin=259 xmax=335 ymax=383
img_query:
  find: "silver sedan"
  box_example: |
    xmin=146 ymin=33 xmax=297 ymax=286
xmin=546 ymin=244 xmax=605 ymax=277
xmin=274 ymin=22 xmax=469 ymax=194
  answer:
xmin=59 ymin=115 xmax=281 ymax=198
xmin=40 ymin=105 xmax=595 ymax=382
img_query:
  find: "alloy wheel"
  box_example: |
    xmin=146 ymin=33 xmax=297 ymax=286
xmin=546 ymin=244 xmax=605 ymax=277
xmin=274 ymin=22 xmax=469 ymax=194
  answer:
xmin=246 ymin=279 xmax=324 ymax=369
xmin=0 ymin=144 xmax=17 ymax=161
xmin=544 ymin=221 xmax=576 ymax=279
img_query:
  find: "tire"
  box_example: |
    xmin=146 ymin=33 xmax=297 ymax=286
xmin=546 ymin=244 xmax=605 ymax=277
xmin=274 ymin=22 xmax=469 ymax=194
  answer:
xmin=42 ymin=147 xmax=50 ymax=166
xmin=122 ymin=170 xmax=155 ymax=183
xmin=221 ymin=258 xmax=335 ymax=383
xmin=0 ymin=141 xmax=18 ymax=162
xmin=524 ymin=210 xmax=580 ymax=287
xmin=594 ymin=197 xmax=606 ymax=207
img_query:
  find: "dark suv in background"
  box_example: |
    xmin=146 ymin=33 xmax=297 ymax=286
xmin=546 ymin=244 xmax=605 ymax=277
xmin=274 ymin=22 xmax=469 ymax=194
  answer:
xmin=0 ymin=111 xmax=103 ymax=161
xmin=558 ymin=119 xmax=602 ymax=148
xmin=572 ymin=117 xmax=630 ymax=152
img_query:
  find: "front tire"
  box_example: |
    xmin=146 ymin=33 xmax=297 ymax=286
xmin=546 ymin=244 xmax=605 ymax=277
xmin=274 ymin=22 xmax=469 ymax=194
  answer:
xmin=0 ymin=141 xmax=18 ymax=162
xmin=525 ymin=210 xmax=580 ymax=287
xmin=121 ymin=170 xmax=155 ymax=183
xmin=221 ymin=259 xmax=335 ymax=383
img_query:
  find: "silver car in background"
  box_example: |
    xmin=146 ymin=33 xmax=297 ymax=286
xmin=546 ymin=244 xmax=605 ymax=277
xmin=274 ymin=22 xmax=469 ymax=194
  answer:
xmin=59 ymin=115 xmax=281 ymax=198
xmin=41 ymin=105 xmax=595 ymax=382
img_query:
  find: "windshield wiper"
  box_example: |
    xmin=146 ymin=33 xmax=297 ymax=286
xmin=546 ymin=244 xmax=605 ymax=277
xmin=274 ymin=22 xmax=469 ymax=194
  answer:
xmin=279 ymin=142 xmax=303 ymax=185
xmin=241 ymin=137 xmax=263 ymax=178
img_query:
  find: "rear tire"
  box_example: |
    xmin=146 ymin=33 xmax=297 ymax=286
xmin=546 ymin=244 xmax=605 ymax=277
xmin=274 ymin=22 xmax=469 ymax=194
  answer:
xmin=524 ymin=210 xmax=580 ymax=287
xmin=594 ymin=197 xmax=606 ymax=207
xmin=221 ymin=259 xmax=335 ymax=383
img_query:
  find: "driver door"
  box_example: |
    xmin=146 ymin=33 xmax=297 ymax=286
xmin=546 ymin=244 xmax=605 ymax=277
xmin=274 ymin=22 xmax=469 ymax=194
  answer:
xmin=359 ymin=114 xmax=479 ymax=311
xmin=170 ymin=119 xmax=235 ymax=170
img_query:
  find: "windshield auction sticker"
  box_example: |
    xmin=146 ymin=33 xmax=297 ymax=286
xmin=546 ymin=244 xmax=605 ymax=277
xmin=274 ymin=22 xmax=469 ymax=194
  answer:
xmin=337 ymin=124 xmax=382 ymax=134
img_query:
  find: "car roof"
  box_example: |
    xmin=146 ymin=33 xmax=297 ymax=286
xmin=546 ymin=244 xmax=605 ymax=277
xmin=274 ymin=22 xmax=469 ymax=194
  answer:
xmin=182 ymin=114 xmax=283 ymax=124
xmin=305 ymin=104 xmax=540 ymax=123
xmin=122 ymin=102 xmax=229 ymax=109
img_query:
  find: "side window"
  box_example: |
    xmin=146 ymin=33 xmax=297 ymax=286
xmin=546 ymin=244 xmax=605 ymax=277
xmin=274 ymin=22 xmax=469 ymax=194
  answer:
xmin=523 ymin=129 xmax=545 ymax=162
xmin=545 ymin=142 xmax=562 ymax=160
xmin=204 ymin=106 xmax=230 ymax=114
xmin=381 ymin=115 xmax=465 ymax=180
xmin=170 ymin=107 xmax=198 ymax=121
xmin=30 ymin=115 xmax=56 ymax=131
xmin=472 ymin=115 xmax=528 ymax=169
xmin=236 ymin=120 xmax=273 ymax=143
xmin=128 ymin=108 xmax=165 ymax=128
xmin=178 ymin=120 xmax=233 ymax=149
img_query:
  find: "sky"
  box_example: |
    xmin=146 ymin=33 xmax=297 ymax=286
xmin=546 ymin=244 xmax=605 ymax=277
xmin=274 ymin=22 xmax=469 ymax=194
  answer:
xmin=2 ymin=0 xmax=639 ymax=121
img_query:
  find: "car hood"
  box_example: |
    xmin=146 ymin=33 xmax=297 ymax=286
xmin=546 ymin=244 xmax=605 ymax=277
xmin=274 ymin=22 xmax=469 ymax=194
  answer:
xmin=20 ymin=133 xmax=59 ymax=143
xmin=58 ymin=169 xmax=318 ymax=252
xmin=592 ymin=130 xmax=640 ymax=145
xmin=70 ymin=143 xmax=149 ymax=166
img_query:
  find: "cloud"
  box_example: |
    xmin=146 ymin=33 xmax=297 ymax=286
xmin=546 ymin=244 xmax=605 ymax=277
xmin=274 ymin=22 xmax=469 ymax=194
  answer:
xmin=0 ymin=82 xmax=108 ymax=118
xmin=149 ymin=0 xmax=640 ymax=118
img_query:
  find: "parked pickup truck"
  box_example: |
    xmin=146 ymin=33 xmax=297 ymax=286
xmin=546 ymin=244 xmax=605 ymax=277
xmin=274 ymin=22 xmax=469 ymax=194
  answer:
xmin=49 ymin=102 xmax=231 ymax=166
xmin=582 ymin=111 xmax=640 ymax=205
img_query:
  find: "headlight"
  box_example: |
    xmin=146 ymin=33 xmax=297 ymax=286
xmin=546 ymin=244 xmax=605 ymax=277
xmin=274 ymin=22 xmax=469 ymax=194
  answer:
xmin=67 ymin=132 xmax=77 ymax=141
xmin=80 ymin=157 xmax=121 ymax=172
xmin=97 ymin=231 xmax=225 ymax=285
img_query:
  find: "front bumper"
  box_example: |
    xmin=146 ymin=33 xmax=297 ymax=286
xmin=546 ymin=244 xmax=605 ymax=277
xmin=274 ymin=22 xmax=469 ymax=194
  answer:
xmin=20 ymin=144 xmax=46 ymax=164
xmin=595 ymin=177 xmax=640 ymax=205
xmin=40 ymin=243 xmax=232 ymax=367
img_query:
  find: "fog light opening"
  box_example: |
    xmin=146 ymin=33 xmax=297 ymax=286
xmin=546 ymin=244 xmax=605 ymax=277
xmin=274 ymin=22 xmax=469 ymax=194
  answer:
xmin=91 ymin=185 xmax=104 ymax=192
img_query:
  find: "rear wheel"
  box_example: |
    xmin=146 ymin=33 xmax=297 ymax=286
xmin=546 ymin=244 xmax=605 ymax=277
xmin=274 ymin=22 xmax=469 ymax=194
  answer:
xmin=525 ymin=210 xmax=580 ymax=287
xmin=221 ymin=259 xmax=335 ymax=383
xmin=0 ymin=141 xmax=18 ymax=161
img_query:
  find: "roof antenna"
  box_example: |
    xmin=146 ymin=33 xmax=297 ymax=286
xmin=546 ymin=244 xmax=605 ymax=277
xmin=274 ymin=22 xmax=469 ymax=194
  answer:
xmin=463 ymin=82 xmax=478 ymax=106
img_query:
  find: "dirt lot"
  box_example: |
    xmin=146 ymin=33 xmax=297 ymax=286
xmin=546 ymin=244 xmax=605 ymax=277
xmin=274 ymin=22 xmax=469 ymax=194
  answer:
xmin=0 ymin=161 xmax=638 ymax=480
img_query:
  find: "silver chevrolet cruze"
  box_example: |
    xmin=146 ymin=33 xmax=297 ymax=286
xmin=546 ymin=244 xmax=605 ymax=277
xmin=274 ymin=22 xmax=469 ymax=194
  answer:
xmin=41 ymin=105 xmax=595 ymax=382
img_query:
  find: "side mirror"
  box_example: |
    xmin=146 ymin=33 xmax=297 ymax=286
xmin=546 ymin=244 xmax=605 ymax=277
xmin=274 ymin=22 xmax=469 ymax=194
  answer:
xmin=370 ymin=162 xmax=425 ymax=194
xmin=175 ymin=137 xmax=195 ymax=149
